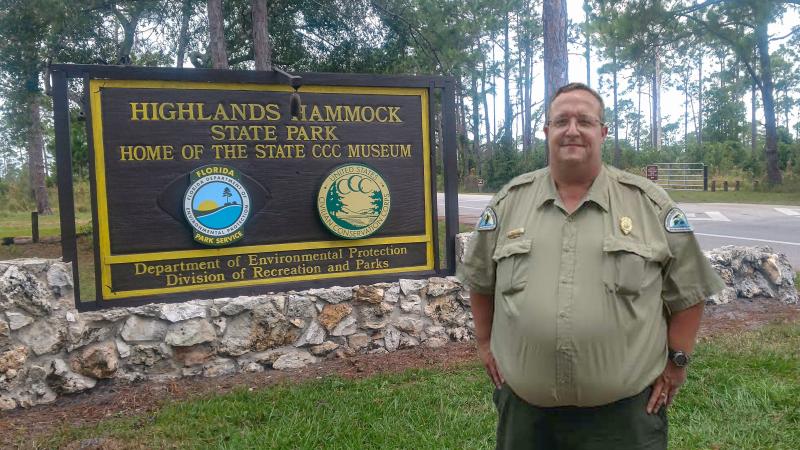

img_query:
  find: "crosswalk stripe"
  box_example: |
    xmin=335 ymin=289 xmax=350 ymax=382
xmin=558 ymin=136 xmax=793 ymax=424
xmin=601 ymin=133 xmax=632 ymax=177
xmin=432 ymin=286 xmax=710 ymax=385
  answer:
xmin=775 ymin=208 xmax=800 ymax=216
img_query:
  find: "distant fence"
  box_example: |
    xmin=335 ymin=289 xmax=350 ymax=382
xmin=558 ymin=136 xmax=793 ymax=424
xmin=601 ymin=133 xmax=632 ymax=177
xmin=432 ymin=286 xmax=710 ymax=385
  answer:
xmin=645 ymin=163 xmax=707 ymax=191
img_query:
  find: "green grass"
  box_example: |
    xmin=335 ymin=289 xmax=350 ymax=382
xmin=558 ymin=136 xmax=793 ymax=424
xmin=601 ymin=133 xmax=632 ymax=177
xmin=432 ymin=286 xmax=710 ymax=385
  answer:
xmin=28 ymin=322 xmax=800 ymax=449
xmin=0 ymin=210 xmax=92 ymax=238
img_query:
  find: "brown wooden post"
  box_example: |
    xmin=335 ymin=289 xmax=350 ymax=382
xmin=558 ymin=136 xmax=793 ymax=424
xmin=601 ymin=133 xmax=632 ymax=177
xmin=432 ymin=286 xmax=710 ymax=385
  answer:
xmin=723 ymin=180 xmax=728 ymax=192
xmin=31 ymin=211 xmax=39 ymax=243
xmin=711 ymin=180 xmax=716 ymax=192
xmin=754 ymin=180 xmax=759 ymax=190
xmin=735 ymin=180 xmax=740 ymax=191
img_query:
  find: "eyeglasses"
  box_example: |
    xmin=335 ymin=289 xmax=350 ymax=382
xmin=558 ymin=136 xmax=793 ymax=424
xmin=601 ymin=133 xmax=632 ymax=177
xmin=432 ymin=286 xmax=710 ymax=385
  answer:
xmin=547 ymin=115 xmax=604 ymax=130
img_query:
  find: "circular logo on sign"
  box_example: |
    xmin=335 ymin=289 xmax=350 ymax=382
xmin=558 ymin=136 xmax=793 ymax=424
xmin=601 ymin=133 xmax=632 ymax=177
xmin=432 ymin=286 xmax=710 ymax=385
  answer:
xmin=183 ymin=164 xmax=251 ymax=246
xmin=317 ymin=164 xmax=391 ymax=239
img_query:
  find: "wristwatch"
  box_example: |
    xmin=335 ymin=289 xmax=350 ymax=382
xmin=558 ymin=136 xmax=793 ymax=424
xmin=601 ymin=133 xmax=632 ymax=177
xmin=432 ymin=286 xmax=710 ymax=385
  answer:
xmin=668 ymin=349 xmax=691 ymax=367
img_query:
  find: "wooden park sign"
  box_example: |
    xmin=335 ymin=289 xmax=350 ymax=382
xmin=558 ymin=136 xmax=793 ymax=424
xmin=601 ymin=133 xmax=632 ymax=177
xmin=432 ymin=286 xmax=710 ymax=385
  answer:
xmin=50 ymin=65 xmax=459 ymax=308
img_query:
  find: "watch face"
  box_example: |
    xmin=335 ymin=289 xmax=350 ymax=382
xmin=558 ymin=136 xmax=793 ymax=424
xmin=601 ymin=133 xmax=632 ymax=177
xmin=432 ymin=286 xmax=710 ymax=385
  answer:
xmin=673 ymin=352 xmax=689 ymax=367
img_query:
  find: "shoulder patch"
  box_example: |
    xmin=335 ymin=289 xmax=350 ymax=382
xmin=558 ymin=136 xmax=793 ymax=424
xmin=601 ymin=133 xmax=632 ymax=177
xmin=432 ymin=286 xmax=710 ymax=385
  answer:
xmin=491 ymin=170 xmax=540 ymax=205
xmin=665 ymin=207 xmax=693 ymax=233
xmin=476 ymin=207 xmax=497 ymax=231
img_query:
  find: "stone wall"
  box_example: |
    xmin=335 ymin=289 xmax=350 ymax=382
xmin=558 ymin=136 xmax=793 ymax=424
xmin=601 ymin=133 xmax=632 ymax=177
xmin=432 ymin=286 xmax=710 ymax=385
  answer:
xmin=1 ymin=236 xmax=796 ymax=410
xmin=0 ymin=258 xmax=472 ymax=410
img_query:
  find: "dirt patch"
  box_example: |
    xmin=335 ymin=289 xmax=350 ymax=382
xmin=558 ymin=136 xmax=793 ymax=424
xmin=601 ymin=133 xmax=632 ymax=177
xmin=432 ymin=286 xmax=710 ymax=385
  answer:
xmin=1 ymin=298 xmax=797 ymax=447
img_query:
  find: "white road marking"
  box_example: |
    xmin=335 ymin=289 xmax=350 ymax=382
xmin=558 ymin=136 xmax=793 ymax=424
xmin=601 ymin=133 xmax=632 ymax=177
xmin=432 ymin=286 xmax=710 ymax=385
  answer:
xmin=686 ymin=211 xmax=730 ymax=222
xmin=695 ymin=232 xmax=800 ymax=246
xmin=775 ymin=207 xmax=800 ymax=216
xmin=458 ymin=206 xmax=486 ymax=211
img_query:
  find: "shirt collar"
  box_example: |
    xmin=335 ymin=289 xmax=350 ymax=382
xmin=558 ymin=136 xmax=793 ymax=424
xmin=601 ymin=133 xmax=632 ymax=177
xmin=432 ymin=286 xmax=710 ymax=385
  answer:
xmin=538 ymin=165 xmax=610 ymax=212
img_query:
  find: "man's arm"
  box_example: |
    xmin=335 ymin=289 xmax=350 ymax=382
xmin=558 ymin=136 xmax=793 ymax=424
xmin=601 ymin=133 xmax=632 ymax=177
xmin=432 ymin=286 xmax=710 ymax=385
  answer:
xmin=646 ymin=302 xmax=704 ymax=413
xmin=471 ymin=291 xmax=504 ymax=388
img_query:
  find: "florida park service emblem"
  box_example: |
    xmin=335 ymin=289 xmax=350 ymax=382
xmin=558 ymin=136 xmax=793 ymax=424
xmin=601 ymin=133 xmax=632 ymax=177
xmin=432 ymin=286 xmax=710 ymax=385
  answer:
xmin=183 ymin=164 xmax=251 ymax=246
xmin=317 ymin=164 xmax=391 ymax=239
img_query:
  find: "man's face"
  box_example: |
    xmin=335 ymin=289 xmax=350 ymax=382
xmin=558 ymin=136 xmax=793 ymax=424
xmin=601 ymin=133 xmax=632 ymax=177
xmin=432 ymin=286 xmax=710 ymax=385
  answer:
xmin=544 ymin=90 xmax=608 ymax=168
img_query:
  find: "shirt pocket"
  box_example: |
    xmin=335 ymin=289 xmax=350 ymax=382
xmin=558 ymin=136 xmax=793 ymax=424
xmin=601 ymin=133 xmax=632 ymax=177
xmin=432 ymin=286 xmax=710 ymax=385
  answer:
xmin=602 ymin=236 xmax=653 ymax=300
xmin=492 ymin=238 xmax=532 ymax=296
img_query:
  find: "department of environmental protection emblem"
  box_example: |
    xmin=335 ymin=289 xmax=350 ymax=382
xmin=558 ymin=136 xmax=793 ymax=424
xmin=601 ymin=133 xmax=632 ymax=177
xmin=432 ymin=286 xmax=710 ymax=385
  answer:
xmin=317 ymin=163 xmax=391 ymax=239
xmin=183 ymin=164 xmax=251 ymax=246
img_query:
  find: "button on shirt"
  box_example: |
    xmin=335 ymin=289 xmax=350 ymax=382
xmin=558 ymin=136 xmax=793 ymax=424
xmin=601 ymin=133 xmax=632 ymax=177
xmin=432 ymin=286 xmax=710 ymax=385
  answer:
xmin=458 ymin=165 xmax=724 ymax=407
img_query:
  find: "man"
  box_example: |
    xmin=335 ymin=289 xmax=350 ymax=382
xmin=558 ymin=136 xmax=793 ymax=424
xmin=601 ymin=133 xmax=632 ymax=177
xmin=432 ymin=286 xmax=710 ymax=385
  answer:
xmin=457 ymin=83 xmax=724 ymax=449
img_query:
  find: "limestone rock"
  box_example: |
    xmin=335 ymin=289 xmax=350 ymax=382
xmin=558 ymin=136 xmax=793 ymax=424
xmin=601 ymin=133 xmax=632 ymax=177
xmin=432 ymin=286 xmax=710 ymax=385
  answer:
xmin=425 ymin=295 xmax=467 ymax=327
xmin=0 ymin=345 xmax=28 ymax=374
xmin=384 ymin=326 xmax=400 ymax=352
xmin=174 ymin=344 xmax=215 ymax=366
xmin=295 ymin=320 xmax=326 ymax=347
xmin=309 ymin=341 xmax=339 ymax=356
xmin=16 ymin=319 xmax=63 ymax=355
xmin=203 ymin=358 xmax=236 ymax=377
xmin=318 ymin=303 xmax=352 ymax=331
xmin=212 ymin=317 xmax=227 ymax=335
xmin=449 ymin=327 xmax=472 ymax=341
xmin=348 ymin=333 xmax=370 ymax=350
xmin=159 ymin=303 xmax=207 ymax=323
xmin=400 ymin=294 xmax=421 ymax=313
xmin=0 ymin=395 xmax=16 ymax=410
xmin=116 ymin=339 xmax=130 ymax=359
xmin=392 ymin=316 xmax=425 ymax=337
xmin=220 ymin=307 xmax=293 ymax=356
xmin=307 ymin=286 xmax=353 ymax=304
xmin=358 ymin=302 xmax=393 ymax=330
xmin=354 ymin=285 xmax=385 ymax=304
xmin=6 ymin=311 xmax=34 ymax=330
xmin=331 ymin=315 xmax=357 ymax=336
xmin=268 ymin=295 xmax=286 ymax=312
xmin=0 ymin=265 xmax=50 ymax=316
xmin=272 ymin=350 xmax=316 ymax=370
xmin=0 ymin=319 xmax=9 ymax=349
xmin=127 ymin=344 xmax=171 ymax=368
xmin=70 ymin=341 xmax=118 ymax=379
xmin=455 ymin=232 xmax=474 ymax=265
xmin=48 ymin=359 xmax=96 ymax=394
xmin=708 ymin=287 xmax=738 ymax=305
xmin=66 ymin=319 xmax=114 ymax=352
xmin=219 ymin=296 xmax=264 ymax=316
xmin=399 ymin=334 xmax=420 ymax=349
xmin=80 ymin=308 xmax=130 ymax=323
xmin=165 ymin=319 xmax=217 ymax=347
xmin=120 ymin=316 xmax=168 ymax=342
xmin=383 ymin=285 xmax=401 ymax=303
xmin=399 ymin=278 xmax=427 ymax=295
xmin=287 ymin=295 xmax=316 ymax=318
xmin=427 ymin=277 xmax=460 ymax=297
xmin=46 ymin=263 xmax=73 ymax=297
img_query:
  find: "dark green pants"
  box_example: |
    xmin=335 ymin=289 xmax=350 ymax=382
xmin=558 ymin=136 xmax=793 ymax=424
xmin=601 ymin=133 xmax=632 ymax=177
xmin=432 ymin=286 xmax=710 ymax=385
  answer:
xmin=493 ymin=384 xmax=667 ymax=450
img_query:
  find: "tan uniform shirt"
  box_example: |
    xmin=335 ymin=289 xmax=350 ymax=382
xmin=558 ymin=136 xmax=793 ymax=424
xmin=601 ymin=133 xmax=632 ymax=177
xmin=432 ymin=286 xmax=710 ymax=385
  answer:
xmin=458 ymin=165 xmax=725 ymax=407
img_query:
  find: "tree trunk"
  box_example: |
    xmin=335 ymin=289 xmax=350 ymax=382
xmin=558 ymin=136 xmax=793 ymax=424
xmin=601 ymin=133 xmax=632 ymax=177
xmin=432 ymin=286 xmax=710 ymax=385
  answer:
xmin=651 ymin=50 xmax=662 ymax=151
xmin=523 ymin=34 xmax=533 ymax=156
xmin=751 ymin=80 xmax=757 ymax=154
xmin=481 ymin=56 xmax=492 ymax=163
xmin=612 ymin=49 xmax=620 ymax=167
xmin=472 ymin=70 xmax=481 ymax=173
xmin=636 ymin=78 xmax=641 ymax=152
xmin=252 ymin=0 xmax=271 ymax=71
xmin=684 ymin=68 xmax=689 ymax=152
xmin=584 ymin=0 xmax=591 ymax=87
xmin=756 ymin=21 xmax=782 ymax=185
xmin=543 ymin=0 xmax=568 ymax=164
xmin=697 ymin=56 xmax=703 ymax=146
xmin=176 ymin=0 xmax=192 ymax=67
xmin=27 ymin=93 xmax=51 ymax=214
xmin=503 ymin=11 xmax=513 ymax=142
xmin=208 ymin=0 xmax=229 ymax=69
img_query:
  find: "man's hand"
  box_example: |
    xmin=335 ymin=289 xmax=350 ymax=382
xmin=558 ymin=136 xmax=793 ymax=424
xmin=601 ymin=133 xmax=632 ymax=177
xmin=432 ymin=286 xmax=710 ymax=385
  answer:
xmin=646 ymin=362 xmax=687 ymax=414
xmin=478 ymin=341 xmax=504 ymax=388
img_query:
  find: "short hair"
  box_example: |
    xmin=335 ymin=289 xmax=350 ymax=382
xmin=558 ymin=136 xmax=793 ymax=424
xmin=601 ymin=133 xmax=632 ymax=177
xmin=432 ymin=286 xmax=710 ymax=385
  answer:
xmin=547 ymin=82 xmax=605 ymax=123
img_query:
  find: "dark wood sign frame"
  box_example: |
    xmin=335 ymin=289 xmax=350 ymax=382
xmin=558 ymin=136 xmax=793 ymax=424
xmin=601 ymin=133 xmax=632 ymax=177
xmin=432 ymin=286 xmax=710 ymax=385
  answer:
xmin=51 ymin=64 xmax=459 ymax=311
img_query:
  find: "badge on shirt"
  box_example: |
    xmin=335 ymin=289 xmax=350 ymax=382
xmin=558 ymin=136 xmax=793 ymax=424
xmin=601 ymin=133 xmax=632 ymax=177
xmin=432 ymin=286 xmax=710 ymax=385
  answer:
xmin=665 ymin=207 xmax=693 ymax=233
xmin=476 ymin=207 xmax=497 ymax=231
xmin=619 ymin=217 xmax=633 ymax=235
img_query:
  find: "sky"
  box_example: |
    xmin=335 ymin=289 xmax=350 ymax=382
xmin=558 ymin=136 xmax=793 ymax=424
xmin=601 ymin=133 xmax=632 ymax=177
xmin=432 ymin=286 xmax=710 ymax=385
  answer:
xmin=488 ymin=0 xmax=799 ymax=143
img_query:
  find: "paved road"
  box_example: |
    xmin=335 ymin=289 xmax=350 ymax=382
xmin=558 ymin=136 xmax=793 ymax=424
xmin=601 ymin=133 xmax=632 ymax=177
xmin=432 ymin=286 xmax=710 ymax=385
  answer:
xmin=437 ymin=193 xmax=800 ymax=268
